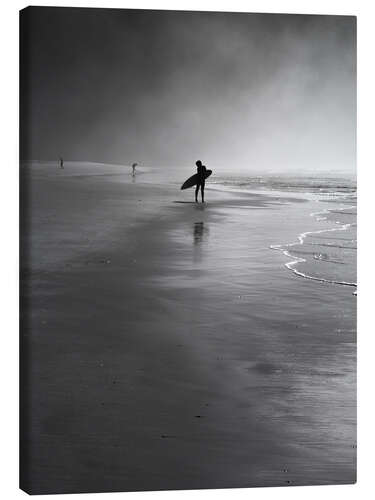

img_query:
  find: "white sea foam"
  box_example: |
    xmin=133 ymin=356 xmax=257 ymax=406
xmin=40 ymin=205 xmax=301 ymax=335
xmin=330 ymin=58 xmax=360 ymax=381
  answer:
xmin=270 ymin=204 xmax=357 ymax=293
xmin=193 ymin=173 xmax=357 ymax=293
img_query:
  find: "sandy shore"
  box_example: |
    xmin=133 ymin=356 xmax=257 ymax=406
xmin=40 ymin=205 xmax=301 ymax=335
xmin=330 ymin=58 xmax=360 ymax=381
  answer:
xmin=20 ymin=163 xmax=356 ymax=494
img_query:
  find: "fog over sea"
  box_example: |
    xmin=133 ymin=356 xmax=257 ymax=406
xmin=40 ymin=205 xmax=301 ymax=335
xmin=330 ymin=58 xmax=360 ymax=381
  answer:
xmin=20 ymin=6 xmax=357 ymax=494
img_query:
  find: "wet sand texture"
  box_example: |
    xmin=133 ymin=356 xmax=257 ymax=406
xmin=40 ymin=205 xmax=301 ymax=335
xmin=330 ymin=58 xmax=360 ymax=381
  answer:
xmin=20 ymin=163 xmax=356 ymax=494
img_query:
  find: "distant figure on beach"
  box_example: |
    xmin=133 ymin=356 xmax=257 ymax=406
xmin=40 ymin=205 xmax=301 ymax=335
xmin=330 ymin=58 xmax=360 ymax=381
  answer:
xmin=132 ymin=163 xmax=138 ymax=176
xmin=195 ymin=160 xmax=207 ymax=203
xmin=59 ymin=157 xmax=64 ymax=169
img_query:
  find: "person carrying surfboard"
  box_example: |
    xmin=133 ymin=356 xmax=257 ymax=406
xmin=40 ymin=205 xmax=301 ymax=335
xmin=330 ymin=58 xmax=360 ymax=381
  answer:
xmin=180 ymin=162 xmax=212 ymax=197
xmin=195 ymin=160 xmax=206 ymax=203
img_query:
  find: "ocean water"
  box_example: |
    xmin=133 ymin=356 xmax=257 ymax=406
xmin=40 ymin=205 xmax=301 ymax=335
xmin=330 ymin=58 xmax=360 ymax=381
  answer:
xmin=22 ymin=163 xmax=356 ymax=293
xmin=22 ymin=165 xmax=356 ymax=488
xmin=161 ymin=172 xmax=357 ymax=484
xmin=210 ymin=174 xmax=357 ymax=294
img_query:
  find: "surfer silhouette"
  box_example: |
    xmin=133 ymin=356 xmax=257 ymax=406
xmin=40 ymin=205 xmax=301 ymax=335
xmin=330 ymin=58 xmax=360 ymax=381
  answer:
xmin=195 ymin=160 xmax=206 ymax=203
xmin=59 ymin=157 xmax=64 ymax=169
xmin=180 ymin=161 xmax=212 ymax=197
xmin=132 ymin=163 xmax=138 ymax=176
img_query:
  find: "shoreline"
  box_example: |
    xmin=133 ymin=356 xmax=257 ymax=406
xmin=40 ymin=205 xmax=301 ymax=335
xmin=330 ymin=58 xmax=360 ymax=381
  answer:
xmin=21 ymin=165 xmax=356 ymax=493
xmin=270 ymin=203 xmax=357 ymax=290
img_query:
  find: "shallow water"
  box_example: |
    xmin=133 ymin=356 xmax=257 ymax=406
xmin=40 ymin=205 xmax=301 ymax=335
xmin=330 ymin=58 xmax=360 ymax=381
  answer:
xmin=162 ymin=175 xmax=356 ymax=485
xmin=211 ymin=174 xmax=357 ymax=293
xmin=21 ymin=165 xmax=356 ymax=491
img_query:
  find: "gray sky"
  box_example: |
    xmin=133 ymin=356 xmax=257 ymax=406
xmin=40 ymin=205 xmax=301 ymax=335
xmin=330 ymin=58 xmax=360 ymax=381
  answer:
xmin=21 ymin=8 xmax=356 ymax=174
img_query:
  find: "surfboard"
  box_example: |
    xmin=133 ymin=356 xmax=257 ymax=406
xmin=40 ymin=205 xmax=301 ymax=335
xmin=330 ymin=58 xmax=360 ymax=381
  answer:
xmin=180 ymin=170 xmax=212 ymax=190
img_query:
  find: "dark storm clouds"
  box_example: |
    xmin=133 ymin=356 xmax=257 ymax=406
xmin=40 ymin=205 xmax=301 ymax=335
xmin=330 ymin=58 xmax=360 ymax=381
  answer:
xmin=20 ymin=7 xmax=356 ymax=173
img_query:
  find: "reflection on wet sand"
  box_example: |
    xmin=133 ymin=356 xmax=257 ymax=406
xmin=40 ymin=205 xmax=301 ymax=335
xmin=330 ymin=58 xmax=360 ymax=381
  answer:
xmin=193 ymin=222 xmax=208 ymax=245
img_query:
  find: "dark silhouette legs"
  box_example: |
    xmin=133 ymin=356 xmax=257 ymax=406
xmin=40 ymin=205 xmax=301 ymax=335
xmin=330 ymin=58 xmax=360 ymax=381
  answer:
xmin=195 ymin=182 xmax=205 ymax=203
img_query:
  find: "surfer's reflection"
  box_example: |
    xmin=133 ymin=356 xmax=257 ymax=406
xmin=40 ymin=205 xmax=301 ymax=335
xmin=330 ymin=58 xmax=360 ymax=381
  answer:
xmin=193 ymin=222 xmax=208 ymax=245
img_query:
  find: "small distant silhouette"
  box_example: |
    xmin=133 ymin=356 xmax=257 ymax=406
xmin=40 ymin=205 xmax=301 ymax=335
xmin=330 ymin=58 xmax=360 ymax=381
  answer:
xmin=132 ymin=163 xmax=138 ymax=176
xmin=59 ymin=157 xmax=64 ymax=169
xmin=195 ymin=160 xmax=207 ymax=203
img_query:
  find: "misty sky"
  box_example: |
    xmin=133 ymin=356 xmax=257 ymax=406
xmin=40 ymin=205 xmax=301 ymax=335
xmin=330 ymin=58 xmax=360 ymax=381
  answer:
xmin=21 ymin=7 xmax=356 ymax=174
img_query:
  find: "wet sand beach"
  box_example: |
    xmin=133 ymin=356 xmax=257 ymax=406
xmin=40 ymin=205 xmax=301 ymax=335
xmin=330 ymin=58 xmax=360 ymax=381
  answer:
xmin=20 ymin=163 xmax=356 ymax=494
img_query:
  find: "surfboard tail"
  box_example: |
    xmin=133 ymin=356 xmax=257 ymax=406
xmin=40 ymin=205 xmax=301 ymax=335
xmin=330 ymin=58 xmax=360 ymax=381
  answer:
xmin=180 ymin=170 xmax=212 ymax=190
